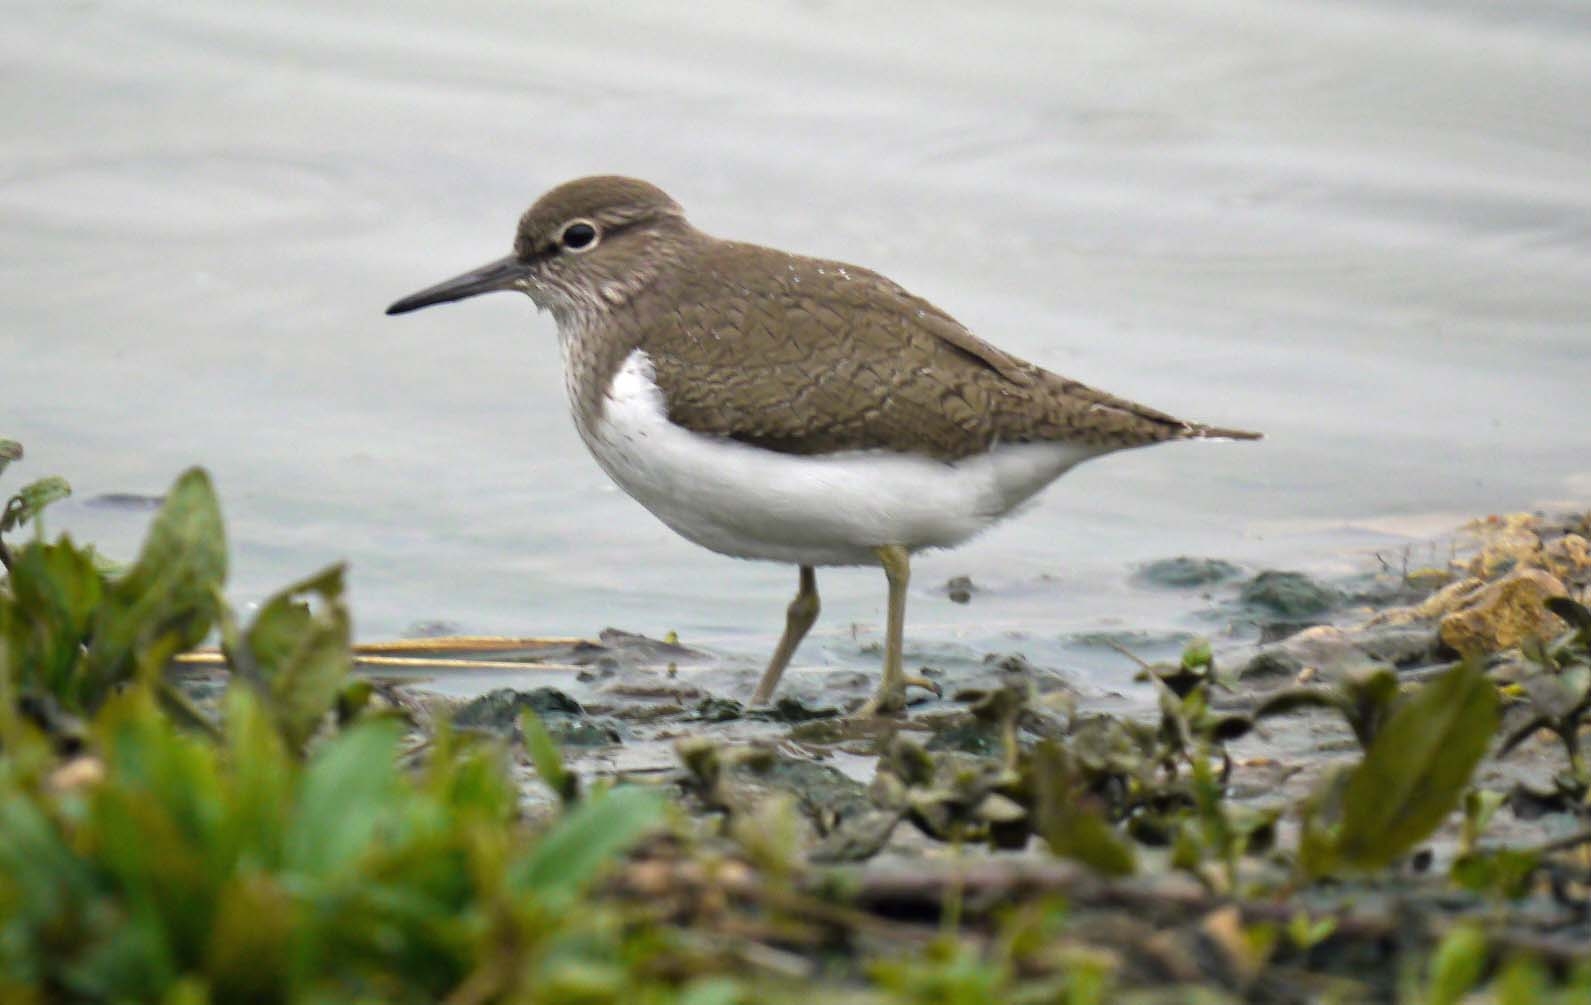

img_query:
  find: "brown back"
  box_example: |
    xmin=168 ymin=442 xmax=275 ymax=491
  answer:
xmin=617 ymin=237 xmax=1257 ymax=460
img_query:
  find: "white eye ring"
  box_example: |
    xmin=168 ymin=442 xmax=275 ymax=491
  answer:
xmin=559 ymin=218 xmax=600 ymax=253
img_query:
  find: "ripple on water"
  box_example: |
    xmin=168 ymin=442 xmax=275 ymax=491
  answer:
xmin=0 ymin=155 xmax=380 ymax=239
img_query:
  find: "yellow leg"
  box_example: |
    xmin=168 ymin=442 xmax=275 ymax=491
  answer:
xmin=855 ymin=545 xmax=941 ymax=717
xmin=750 ymin=565 xmax=819 ymax=705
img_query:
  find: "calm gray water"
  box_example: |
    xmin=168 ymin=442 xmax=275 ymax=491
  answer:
xmin=6 ymin=0 xmax=1589 ymax=691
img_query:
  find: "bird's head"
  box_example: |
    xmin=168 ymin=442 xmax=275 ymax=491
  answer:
xmin=386 ymin=175 xmax=689 ymax=323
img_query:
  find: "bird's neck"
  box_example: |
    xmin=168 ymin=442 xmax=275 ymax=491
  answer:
xmin=554 ymin=298 xmax=647 ymax=442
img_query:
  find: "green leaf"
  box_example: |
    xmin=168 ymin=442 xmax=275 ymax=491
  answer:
xmin=227 ymin=563 xmax=351 ymax=752
xmin=1340 ymin=666 xmax=1400 ymax=747
xmin=1252 ymin=688 xmax=1348 ymax=721
xmin=84 ymin=468 xmax=227 ymax=705
xmin=0 ymin=785 xmax=101 ymax=929
xmin=0 ymin=439 xmax=24 ymax=495
xmin=87 ymin=691 xmax=235 ymax=970
xmin=1333 ymin=659 xmax=1498 ymax=872
xmin=1286 ymin=912 xmax=1336 ymax=951
xmin=1495 ymin=957 xmax=1552 ymax=1005
xmin=2 ymin=476 xmax=72 ymax=534
xmin=1546 ymin=595 xmax=1591 ymax=634
xmin=204 ymin=874 xmax=293 ymax=1003
xmin=677 ymin=977 xmax=743 ymax=1005
xmin=1460 ymin=789 xmax=1505 ymax=852
xmin=1450 ymin=848 xmax=1540 ymax=899
xmin=62 ymin=908 xmax=176 ymax=1002
xmin=1424 ymin=923 xmax=1488 ymax=1005
xmin=335 ymin=678 xmax=373 ymax=726
xmin=521 ymin=708 xmax=577 ymax=805
xmin=4 ymin=537 xmax=104 ymax=699
xmin=283 ymin=719 xmax=403 ymax=878
xmin=215 ymin=691 xmax=295 ymax=889
xmin=1031 ymin=741 xmax=1136 ymax=877
xmin=1181 ymin=637 xmax=1213 ymax=671
xmin=510 ymin=785 xmax=665 ymax=903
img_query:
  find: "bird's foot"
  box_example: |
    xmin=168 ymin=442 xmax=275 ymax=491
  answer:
xmin=853 ymin=674 xmax=942 ymax=718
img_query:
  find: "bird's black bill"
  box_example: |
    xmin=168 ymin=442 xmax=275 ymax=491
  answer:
xmin=385 ymin=255 xmax=528 ymax=315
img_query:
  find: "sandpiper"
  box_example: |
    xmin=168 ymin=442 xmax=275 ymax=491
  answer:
xmin=387 ymin=176 xmax=1259 ymax=715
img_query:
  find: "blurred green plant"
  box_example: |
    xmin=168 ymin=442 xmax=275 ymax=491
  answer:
xmin=1295 ymin=657 xmax=1498 ymax=878
xmin=0 ymin=438 xmax=71 ymax=571
xmin=218 ymin=563 xmax=354 ymax=754
xmin=2 ymin=464 xmax=224 ymax=726
xmin=0 ymin=686 xmax=666 ymax=1003
xmin=870 ymin=899 xmax=1116 ymax=1005
xmin=1253 ymin=664 xmax=1400 ymax=751
xmin=0 ymin=449 xmax=675 ymax=1003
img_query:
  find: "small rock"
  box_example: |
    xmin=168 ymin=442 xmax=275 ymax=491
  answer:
xmin=810 ymin=809 xmax=905 ymax=863
xmin=1257 ymin=621 xmax=1322 ymax=644
xmin=695 ymin=697 xmax=744 ymax=722
xmin=451 ymin=688 xmax=623 ymax=746
xmin=1459 ymin=513 xmax=1543 ymax=579
xmin=1347 ymin=623 xmax=1440 ymax=668
xmin=786 ymin=717 xmax=876 ymax=744
xmin=1240 ymin=649 xmax=1304 ymax=681
xmin=984 ymin=651 xmax=1035 ymax=675
xmin=602 ymin=680 xmax=706 ymax=702
xmin=597 ymin=627 xmax=710 ymax=662
xmin=738 ymin=756 xmax=871 ymax=820
xmin=945 ymin=575 xmax=976 ymax=604
xmin=1505 ymin=782 xmax=1576 ymax=821
xmin=548 ymin=718 xmax=623 ymax=747
xmin=1438 ymin=568 xmax=1569 ymax=656
xmin=753 ymin=694 xmax=840 ymax=723
xmin=1239 ymin=571 xmax=1340 ymax=619
xmin=1369 ymin=576 xmax=1488 ymax=627
xmin=611 ymin=702 xmax=685 ymax=723
xmin=455 ymin=687 xmax=582 ymax=730
xmin=1407 ymin=567 xmax=1457 ymax=591
xmin=696 ymin=750 xmax=874 ymax=857
xmin=1263 ymin=625 xmax=1389 ymax=684
xmin=83 ymin=492 xmax=164 ymax=510
xmin=575 ymin=662 xmax=619 ymax=682
xmin=926 ymin=718 xmax=1003 ymax=757
xmin=1544 ymin=533 xmax=1591 ymax=576
xmin=1134 ymin=556 xmax=1244 ymax=589
xmin=402 ymin=620 xmax=464 ymax=639
xmin=1240 ymin=623 xmax=1428 ymax=684
xmin=963 ymin=652 xmax=1079 ymax=701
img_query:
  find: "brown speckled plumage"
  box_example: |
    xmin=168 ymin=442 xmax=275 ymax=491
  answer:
xmin=635 ymin=239 xmax=1257 ymax=459
xmin=507 ymin=176 xmax=1258 ymax=460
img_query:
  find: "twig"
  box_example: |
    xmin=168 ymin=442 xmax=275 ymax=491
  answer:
xmin=1105 ymin=639 xmax=1154 ymax=671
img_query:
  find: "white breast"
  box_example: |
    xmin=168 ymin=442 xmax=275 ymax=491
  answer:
xmin=572 ymin=348 xmax=1105 ymax=567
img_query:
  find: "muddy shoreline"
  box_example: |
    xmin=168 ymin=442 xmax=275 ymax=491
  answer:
xmin=169 ymin=508 xmax=1591 ymax=1001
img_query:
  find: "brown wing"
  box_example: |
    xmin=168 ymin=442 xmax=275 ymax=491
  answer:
xmin=634 ymin=241 xmax=1259 ymax=460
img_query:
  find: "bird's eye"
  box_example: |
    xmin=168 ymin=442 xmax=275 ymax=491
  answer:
xmin=560 ymin=221 xmax=598 ymax=252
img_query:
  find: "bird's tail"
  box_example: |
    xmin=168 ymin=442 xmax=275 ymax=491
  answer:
xmin=1184 ymin=422 xmax=1263 ymax=442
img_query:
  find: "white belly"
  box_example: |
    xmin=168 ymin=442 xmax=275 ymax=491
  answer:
xmin=574 ymin=349 xmax=1105 ymax=566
